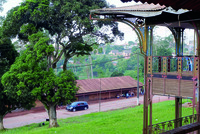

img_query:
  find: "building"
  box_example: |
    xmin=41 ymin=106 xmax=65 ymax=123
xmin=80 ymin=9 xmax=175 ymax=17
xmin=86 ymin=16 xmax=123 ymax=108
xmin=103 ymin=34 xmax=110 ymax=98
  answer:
xmin=76 ymin=76 xmax=143 ymax=101
xmin=122 ymin=49 xmax=132 ymax=58
xmin=109 ymin=50 xmax=121 ymax=55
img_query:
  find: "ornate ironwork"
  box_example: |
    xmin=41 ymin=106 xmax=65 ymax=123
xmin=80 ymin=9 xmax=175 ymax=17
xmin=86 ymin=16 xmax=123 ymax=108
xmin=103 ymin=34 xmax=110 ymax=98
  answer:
xmin=148 ymin=114 xmax=197 ymax=134
xmin=135 ymin=18 xmax=145 ymax=27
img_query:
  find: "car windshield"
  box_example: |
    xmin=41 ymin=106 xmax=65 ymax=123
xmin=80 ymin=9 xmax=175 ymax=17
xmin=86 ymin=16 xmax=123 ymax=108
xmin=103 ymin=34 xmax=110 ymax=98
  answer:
xmin=71 ymin=102 xmax=78 ymax=106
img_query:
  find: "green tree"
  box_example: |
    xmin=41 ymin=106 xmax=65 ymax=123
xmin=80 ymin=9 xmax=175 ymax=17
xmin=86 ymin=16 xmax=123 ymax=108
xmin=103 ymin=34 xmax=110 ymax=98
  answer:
xmin=3 ymin=0 xmax=123 ymax=70
xmin=112 ymin=45 xmax=124 ymax=52
xmin=0 ymin=34 xmax=19 ymax=130
xmin=153 ymin=35 xmax=174 ymax=56
xmin=105 ymin=44 xmax=112 ymax=54
xmin=110 ymin=71 xmax=124 ymax=77
xmin=128 ymin=41 xmax=135 ymax=46
xmin=116 ymin=59 xmax=128 ymax=73
xmin=2 ymin=0 xmax=123 ymax=128
xmin=2 ymin=32 xmax=78 ymax=128
xmin=93 ymin=67 xmax=105 ymax=78
xmin=0 ymin=0 xmax=22 ymax=130
xmin=124 ymin=69 xmax=144 ymax=83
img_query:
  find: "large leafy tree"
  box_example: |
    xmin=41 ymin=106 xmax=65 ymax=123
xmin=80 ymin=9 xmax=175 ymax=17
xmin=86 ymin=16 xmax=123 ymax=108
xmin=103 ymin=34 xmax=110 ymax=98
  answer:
xmin=2 ymin=32 xmax=78 ymax=128
xmin=0 ymin=0 xmax=21 ymax=130
xmin=3 ymin=0 xmax=123 ymax=70
xmin=153 ymin=35 xmax=174 ymax=56
xmin=2 ymin=0 xmax=123 ymax=128
xmin=0 ymin=31 xmax=19 ymax=130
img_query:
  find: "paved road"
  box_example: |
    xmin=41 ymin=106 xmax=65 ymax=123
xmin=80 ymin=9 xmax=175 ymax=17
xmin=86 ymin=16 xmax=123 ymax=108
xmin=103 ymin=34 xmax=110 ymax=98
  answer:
xmin=4 ymin=95 xmax=174 ymax=129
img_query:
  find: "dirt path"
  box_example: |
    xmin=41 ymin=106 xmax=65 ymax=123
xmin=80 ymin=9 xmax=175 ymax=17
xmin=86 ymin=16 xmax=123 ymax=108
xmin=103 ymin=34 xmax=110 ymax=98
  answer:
xmin=4 ymin=95 xmax=174 ymax=129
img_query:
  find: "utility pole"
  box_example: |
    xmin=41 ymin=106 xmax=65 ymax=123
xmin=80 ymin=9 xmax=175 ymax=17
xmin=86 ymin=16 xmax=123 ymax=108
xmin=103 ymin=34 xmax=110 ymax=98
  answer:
xmin=89 ymin=55 xmax=93 ymax=79
xmin=137 ymin=53 xmax=140 ymax=105
xmin=99 ymin=78 xmax=101 ymax=112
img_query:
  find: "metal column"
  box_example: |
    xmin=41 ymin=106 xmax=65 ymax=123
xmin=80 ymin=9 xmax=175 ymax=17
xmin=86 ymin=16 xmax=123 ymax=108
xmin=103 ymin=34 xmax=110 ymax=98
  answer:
xmin=143 ymin=25 xmax=154 ymax=134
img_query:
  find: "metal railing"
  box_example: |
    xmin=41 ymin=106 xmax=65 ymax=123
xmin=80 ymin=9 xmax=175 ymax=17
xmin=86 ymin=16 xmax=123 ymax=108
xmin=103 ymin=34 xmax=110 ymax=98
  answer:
xmin=151 ymin=56 xmax=196 ymax=73
xmin=148 ymin=114 xmax=197 ymax=134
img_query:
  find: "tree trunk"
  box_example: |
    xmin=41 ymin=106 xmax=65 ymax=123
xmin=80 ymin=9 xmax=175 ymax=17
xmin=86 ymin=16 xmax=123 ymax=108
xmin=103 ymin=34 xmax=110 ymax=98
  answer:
xmin=0 ymin=115 xmax=4 ymax=130
xmin=48 ymin=105 xmax=59 ymax=128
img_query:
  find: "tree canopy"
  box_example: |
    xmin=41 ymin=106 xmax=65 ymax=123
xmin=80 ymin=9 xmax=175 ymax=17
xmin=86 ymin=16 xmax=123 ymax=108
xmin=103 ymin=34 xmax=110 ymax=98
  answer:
xmin=3 ymin=0 xmax=123 ymax=70
xmin=0 ymin=0 xmax=21 ymax=130
xmin=2 ymin=31 xmax=78 ymax=128
xmin=0 ymin=25 xmax=19 ymax=131
xmin=1 ymin=0 xmax=123 ymax=128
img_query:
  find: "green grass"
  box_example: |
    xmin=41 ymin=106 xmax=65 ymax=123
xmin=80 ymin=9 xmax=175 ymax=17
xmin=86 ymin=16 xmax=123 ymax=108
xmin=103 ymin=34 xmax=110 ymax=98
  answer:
xmin=1 ymin=100 xmax=195 ymax=134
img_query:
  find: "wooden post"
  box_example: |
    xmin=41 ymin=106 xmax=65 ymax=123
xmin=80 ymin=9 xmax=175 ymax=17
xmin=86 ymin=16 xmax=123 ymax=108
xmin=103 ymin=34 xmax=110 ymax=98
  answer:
xmin=143 ymin=55 xmax=148 ymax=134
xmin=175 ymin=97 xmax=182 ymax=128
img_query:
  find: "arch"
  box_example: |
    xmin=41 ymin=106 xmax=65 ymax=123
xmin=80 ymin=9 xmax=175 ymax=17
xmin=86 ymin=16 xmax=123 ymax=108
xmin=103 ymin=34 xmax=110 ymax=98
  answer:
xmin=119 ymin=19 xmax=146 ymax=55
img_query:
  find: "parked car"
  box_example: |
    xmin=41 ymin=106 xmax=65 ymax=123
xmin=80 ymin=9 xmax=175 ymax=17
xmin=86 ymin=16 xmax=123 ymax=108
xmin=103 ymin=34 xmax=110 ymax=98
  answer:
xmin=66 ymin=101 xmax=89 ymax=112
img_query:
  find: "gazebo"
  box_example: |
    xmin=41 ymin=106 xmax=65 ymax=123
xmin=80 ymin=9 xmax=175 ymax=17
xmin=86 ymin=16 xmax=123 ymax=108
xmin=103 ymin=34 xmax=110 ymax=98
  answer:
xmin=90 ymin=2 xmax=200 ymax=134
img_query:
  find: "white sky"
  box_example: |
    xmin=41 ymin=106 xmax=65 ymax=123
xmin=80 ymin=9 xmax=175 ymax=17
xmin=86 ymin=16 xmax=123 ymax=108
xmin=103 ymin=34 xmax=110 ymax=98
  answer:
xmin=106 ymin=0 xmax=139 ymax=7
xmin=0 ymin=0 xmax=22 ymax=16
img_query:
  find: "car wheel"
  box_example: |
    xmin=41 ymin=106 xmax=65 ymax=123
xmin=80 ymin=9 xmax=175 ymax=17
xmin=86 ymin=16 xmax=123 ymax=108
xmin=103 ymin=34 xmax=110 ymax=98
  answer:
xmin=73 ymin=108 xmax=76 ymax=112
xmin=84 ymin=107 xmax=88 ymax=110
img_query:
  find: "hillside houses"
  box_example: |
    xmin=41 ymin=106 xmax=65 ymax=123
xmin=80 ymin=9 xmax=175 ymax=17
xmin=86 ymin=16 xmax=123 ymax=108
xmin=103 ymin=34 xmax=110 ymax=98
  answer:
xmin=109 ymin=49 xmax=132 ymax=58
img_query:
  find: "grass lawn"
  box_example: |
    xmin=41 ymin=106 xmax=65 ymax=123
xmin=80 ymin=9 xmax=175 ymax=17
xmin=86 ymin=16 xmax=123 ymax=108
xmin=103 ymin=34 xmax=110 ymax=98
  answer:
xmin=1 ymin=100 xmax=195 ymax=134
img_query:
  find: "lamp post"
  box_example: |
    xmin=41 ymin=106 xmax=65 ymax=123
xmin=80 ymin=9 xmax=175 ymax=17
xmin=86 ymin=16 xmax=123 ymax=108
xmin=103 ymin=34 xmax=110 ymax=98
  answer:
xmin=137 ymin=53 xmax=140 ymax=105
xmin=99 ymin=78 xmax=101 ymax=112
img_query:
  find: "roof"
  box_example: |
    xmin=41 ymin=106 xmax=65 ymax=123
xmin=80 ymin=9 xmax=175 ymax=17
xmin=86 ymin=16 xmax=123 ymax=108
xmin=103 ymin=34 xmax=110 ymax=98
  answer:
xmin=93 ymin=3 xmax=166 ymax=11
xmin=121 ymin=0 xmax=200 ymax=12
xmin=90 ymin=3 xmax=200 ymax=29
xmin=76 ymin=76 xmax=143 ymax=94
xmin=91 ymin=3 xmax=188 ymax=18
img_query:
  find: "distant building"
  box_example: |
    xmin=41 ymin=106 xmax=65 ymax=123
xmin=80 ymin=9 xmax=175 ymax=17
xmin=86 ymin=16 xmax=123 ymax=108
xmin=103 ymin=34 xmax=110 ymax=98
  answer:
xmin=76 ymin=76 xmax=143 ymax=101
xmin=122 ymin=50 xmax=132 ymax=57
xmin=109 ymin=50 xmax=120 ymax=55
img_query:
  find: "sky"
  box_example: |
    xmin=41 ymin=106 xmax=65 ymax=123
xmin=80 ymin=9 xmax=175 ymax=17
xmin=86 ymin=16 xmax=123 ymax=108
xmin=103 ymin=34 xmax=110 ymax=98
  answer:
xmin=0 ymin=0 xmax=22 ymax=16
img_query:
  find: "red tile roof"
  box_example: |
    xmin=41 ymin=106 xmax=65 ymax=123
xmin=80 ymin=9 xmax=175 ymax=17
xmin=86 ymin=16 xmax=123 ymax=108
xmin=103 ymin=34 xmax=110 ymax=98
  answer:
xmin=76 ymin=76 xmax=143 ymax=94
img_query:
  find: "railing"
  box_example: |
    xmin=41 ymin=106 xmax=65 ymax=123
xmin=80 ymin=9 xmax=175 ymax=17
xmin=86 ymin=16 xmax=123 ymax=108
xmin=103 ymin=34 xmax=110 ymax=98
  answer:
xmin=148 ymin=114 xmax=197 ymax=134
xmin=151 ymin=56 xmax=196 ymax=73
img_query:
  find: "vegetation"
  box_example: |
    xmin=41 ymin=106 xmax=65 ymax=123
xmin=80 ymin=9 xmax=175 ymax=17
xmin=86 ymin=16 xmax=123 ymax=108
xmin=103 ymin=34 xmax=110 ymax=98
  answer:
xmin=1 ymin=100 xmax=194 ymax=134
xmin=65 ymin=34 xmax=176 ymax=82
xmin=0 ymin=29 xmax=18 ymax=130
xmin=1 ymin=0 xmax=123 ymax=128
xmin=2 ymin=32 xmax=78 ymax=128
xmin=0 ymin=0 xmax=189 ymax=131
xmin=0 ymin=0 xmax=20 ymax=130
xmin=153 ymin=35 xmax=174 ymax=56
xmin=67 ymin=44 xmax=144 ymax=82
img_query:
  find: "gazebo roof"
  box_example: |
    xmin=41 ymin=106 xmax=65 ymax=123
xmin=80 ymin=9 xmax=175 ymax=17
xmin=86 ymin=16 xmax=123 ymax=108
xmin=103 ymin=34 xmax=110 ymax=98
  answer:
xmin=90 ymin=3 xmax=200 ymax=29
xmin=91 ymin=3 xmax=188 ymax=18
xmin=121 ymin=0 xmax=200 ymax=12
